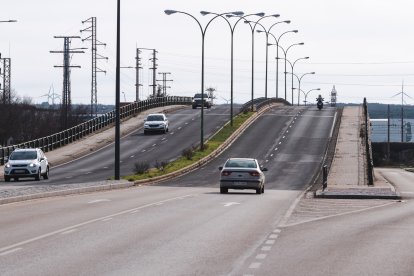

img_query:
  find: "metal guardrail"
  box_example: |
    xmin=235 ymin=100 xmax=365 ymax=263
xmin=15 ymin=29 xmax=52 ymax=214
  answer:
xmin=363 ymin=98 xmax=374 ymax=185
xmin=0 ymin=96 xmax=192 ymax=165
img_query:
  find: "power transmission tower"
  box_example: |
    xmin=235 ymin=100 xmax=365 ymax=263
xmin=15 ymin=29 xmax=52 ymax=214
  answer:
xmin=0 ymin=54 xmax=11 ymax=104
xmin=157 ymin=72 xmax=172 ymax=96
xmin=50 ymin=36 xmax=84 ymax=130
xmin=81 ymin=17 xmax=108 ymax=117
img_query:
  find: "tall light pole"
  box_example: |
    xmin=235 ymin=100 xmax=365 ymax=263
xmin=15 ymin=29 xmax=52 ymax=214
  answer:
xmin=203 ymin=12 xmax=265 ymax=126
xmin=164 ymin=10 xmax=242 ymax=149
xmin=115 ymin=0 xmax=121 ymax=180
xmin=255 ymin=20 xmax=290 ymax=99
xmin=301 ymin=88 xmax=320 ymax=106
xmin=288 ymin=71 xmax=315 ymax=105
xmin=263 ymin=30 xmax=298 ymax=99
xmin=278 ymin=42 xmax=304 ymax=103
xmin=243 ymin=14 xmax=279 ymax=110
xmin=282 ymin=56 xmax=309 ymax=105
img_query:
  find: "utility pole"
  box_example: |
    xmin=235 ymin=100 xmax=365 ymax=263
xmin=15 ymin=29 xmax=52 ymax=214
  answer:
xmin=81 ymin=17 xmax=108 ymax=117
xmin=157 ymin=72 xmax=172 ymax=96
xmin=0 ymin=54 xmax=11 ymax=104
xmin=149 ymin=49 xmax=158 ymax=97
xmin=50 ymin=36 xmax=84 ymax=130
xmin=135 ymin=48 xmax=143 ymax=101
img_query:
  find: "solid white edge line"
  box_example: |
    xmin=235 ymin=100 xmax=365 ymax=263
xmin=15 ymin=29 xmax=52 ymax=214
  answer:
xmin=329 ymin=111 xmax=337 ymax=138
xmin=0 ymin=247 xmax=22 ymax=256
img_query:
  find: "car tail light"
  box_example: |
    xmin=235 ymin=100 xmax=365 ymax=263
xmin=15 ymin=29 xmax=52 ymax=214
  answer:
xmin=221 ymin=171 xmax=232 ymax=176
xmin=249 ymin=171 xmax=260 ymax=177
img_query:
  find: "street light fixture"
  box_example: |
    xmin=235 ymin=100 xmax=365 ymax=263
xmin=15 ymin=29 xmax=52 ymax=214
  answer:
xmin=0 ymin=20 xmax=17 ymax=23
xmin=299 ymin=88 xmax=321 ymax=106
xmin=164 ymin=9 xmax=243 ymax=150
xmin=255 ymin=20 xmax=290 ymax=99
xmin=262 ymin=30 xmax=298 ymax=99
xmin=243 ymin=14 xmax=280 ymax=111
xmin=278 ymin=56 xmax=309 ymax=105
xmin=278 ymin=42 xmax=304 ymax=103
xmin=202 ymin=11 xmax=269 ymax=127
xmin=289 ymin=72 xmax=315 ymax=105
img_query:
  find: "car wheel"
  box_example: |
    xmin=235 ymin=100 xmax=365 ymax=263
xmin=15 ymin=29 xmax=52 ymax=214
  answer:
xmin=261 ymin=186 xmax=264 ymax=194
xmin=4 ymin=176 xmax=10 ymax=182
xmin=43 ymin=167 xmax=49 ymax=180
xmin=192 ymin=106 xmax=196 ymax=109
xmin=35 ymin=169 xmax=41 ymax=181
xmin=220 ymin=188 xmax=228 ymax=194
xmin=144 ymin=130 xmax=148 ymax=135
xmin=256 ymin=188 xmax=262 ymax=194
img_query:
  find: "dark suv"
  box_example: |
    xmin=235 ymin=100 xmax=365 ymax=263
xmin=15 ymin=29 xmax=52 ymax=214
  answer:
xmin=192 ymin=93 xmax=213 ymax=109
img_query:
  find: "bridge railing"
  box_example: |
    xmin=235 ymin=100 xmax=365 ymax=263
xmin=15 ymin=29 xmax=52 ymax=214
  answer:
xmin=239 ymin=97 xmax=290 ymax=113
xmin=0 ymin=96 xmax=192 ymax=165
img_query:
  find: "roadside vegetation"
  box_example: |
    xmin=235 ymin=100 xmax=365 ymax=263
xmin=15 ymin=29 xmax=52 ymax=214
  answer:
xmin=125 ymin=111 xmax=253 ymax=181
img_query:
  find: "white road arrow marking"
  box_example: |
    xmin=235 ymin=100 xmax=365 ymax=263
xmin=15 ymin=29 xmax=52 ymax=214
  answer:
xmin=224 ymin=202 xmax=240 ymax=207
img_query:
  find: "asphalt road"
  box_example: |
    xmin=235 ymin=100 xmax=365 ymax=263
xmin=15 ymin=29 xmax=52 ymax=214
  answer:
xmin=39 ymin=105 xmax=235 ymax=184
xmin=236 ymin=167 xmax=414 ymax=276
xmin=0 ymin=105 xmax=339 ymax=275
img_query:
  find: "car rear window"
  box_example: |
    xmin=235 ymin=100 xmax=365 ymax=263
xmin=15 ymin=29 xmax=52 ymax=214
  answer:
xmin=225 ymin=159 xmax=256 ymax=168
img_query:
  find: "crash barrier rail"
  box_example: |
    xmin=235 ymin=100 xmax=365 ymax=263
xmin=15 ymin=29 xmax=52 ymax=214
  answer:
xmin=363 ymin=98 xmax=374 ymax=185
xmin=0 ymin=96 xmax=192 ymax=165
xmin=239 ymin=97 xmax=291 ymax=113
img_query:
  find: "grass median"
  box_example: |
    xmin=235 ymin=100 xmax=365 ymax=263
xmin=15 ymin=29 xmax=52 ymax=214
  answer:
xmin=124 ymin=111 xmax=253 ymax=181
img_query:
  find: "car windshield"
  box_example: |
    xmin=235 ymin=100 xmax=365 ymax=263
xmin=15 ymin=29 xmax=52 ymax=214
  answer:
xmin=147 ymin=115 xmax=164 ymax=121
xmin=225 ymin=159 xmax=257 ymax=168
xmin=10 ymin=151 xmax=37 ymax=160
xmin=194 ymin=94 xmax=208 ymax=98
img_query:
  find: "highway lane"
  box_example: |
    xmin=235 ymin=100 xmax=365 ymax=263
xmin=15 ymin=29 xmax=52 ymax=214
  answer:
xmin=160 ymin=105 xmax=336 ymax=191
xmin=36 ymin=105 xmax=235 ymax=184
xmin=0 ymin=105 xmax=338 ymax=275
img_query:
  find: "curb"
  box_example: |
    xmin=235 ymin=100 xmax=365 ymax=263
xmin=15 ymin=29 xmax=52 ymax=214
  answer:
xmin=315 ymin=188 xmax=401 ymax=199
xmin=0 ymin=180 xmax=133 ymax=205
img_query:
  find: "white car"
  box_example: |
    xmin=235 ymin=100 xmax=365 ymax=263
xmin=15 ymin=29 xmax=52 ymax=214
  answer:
xmin=144 ymin=113 xmax=169 ymax=134
xmin=219 ymin=158 xmax=267 ymax=194
xmin=4 ymin=148 xmax=49 ymax=182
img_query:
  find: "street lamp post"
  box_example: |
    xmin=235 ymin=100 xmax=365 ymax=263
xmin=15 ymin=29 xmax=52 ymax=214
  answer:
xmin=289 ymin=72 xmax=315 ymax=105
xmin=165 ymin=10 xmax=242 ymax=149
xmin=278 ymin=56 xmax=309 ymax=105
xmin=243 ymin=14 xmax=279 ymax=110
xmin=278 ymin=42 xmax=304 ymax=103
xmin=264 ymin=30 xmax=298 ymax=99
xmin=115 ymin=0 xmax=121 ymax=180
xmin=301 ymin=88 xmax=321 ymax=105
xmin=203 ymin=12 xmax=265 ymax=126
xmin=255 ymin=20 xmax=290 ymax=99
xmin=291 ymin=57 xmax=309 ymax=105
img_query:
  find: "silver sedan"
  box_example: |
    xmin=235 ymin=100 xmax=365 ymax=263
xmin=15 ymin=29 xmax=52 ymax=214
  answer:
xmin=219 ymin=158 xmax=267 ymax=194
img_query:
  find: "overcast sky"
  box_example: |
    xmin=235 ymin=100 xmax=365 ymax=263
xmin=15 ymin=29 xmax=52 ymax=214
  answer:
xmin=1 ymin=0 xmax=414 ymax=106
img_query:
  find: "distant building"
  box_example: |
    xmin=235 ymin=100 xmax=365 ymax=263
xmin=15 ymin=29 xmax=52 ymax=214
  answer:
xmin=330 ymin=85 xmax=337 ymax=107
